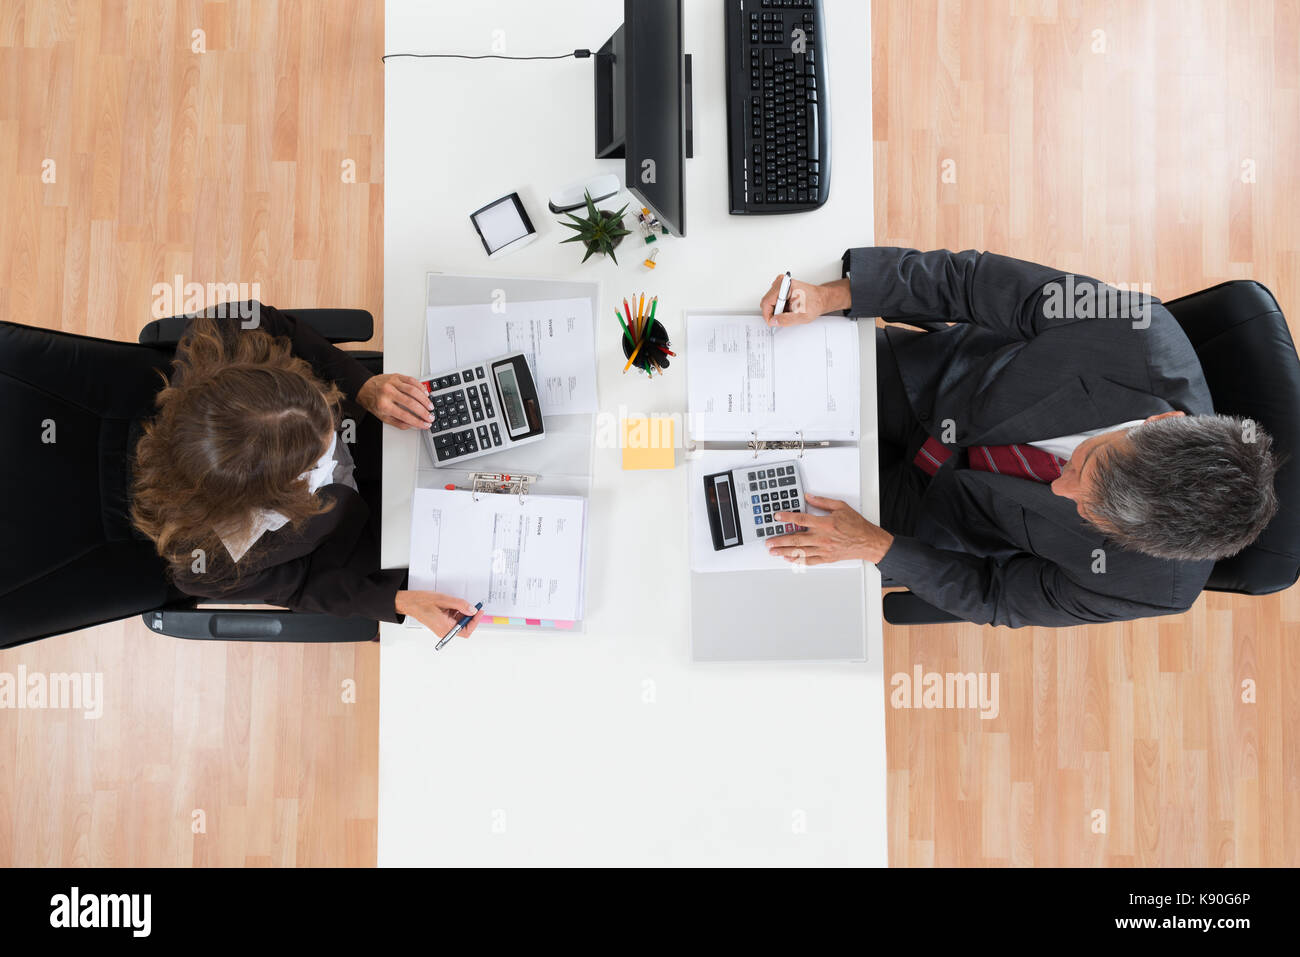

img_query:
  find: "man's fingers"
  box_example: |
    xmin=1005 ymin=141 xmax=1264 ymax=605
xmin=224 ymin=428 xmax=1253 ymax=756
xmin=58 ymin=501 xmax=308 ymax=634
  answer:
xmin=768 ymin=543 xmax=825 ymax=561
xmin=760 ymin=274 xmax=784 ymax=323
xmin=775 ymin=510 xmax=827 ymax=528
xmin=803 ymin=493 xmax=845 ymax=510
xmin=768 ymin=531 xmax=822 ymax=550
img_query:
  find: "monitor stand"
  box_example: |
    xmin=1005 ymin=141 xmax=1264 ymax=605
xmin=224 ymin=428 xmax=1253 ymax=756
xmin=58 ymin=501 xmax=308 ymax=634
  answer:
xmin=593 ymin=34 xmax=694 ymax=161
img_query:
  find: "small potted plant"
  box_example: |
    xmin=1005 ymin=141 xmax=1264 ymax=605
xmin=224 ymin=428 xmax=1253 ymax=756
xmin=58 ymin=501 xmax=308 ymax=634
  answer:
xmin=559 ymin=191 xmax=631 ymax=264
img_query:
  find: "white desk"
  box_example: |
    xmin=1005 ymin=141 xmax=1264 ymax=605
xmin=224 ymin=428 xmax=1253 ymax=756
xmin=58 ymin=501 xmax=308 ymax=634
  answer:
xmin=380 ymin=0 xmax=885 ymax=866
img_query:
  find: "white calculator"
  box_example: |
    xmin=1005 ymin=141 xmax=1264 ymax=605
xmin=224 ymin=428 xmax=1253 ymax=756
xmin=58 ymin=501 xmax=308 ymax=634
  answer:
xmin=703 ymin=459 xmax=809 ymax=550
xmin=420 ymin=352 xmax=545 ymax=466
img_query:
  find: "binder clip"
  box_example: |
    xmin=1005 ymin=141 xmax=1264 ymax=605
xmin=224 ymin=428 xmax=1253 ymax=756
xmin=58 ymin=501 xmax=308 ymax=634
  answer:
xmin=637 ymin=207 xmax=661 ymax=244
xmin=642 ymin=248 xmax=659 ymax=270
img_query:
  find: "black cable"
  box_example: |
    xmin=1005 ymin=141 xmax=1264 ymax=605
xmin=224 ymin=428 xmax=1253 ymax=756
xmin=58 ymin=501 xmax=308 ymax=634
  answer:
xmin=382 ymin=49 xmax=592 ymax=63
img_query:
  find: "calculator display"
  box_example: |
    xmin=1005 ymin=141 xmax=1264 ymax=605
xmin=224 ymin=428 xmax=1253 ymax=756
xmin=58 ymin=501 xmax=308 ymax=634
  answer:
xmin=712 ymin=475 xmax=740 ymax=547
xmin=495 ymin=365 xmax=528 ymax=436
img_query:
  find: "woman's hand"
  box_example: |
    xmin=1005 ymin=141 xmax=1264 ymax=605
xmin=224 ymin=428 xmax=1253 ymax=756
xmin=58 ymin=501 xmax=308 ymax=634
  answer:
xmin=394 ymin=590 xmax=485 ymax=638
xmin=358 ymin=373 xmax=434 ymax=430
xmin=760 ymin=276 xmax=852 ymax=327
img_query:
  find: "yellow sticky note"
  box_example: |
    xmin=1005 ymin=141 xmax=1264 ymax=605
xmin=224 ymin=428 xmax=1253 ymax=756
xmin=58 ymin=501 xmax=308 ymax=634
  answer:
xmin=622 ymin=417 xmax=675 ymax=470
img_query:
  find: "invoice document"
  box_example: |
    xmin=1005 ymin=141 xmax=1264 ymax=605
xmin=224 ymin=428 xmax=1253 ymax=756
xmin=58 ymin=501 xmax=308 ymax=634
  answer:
xmin=686 ymin=313 xmax=860 ymax=440
xmin=426 ymin=297 xmax=598 ymax=415
xmin=407 ymin=488 xmax=588 ymax=622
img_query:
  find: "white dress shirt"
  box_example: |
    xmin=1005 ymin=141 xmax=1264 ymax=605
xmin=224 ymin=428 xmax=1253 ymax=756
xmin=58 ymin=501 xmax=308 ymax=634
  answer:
xmin=1026 ymin=419 xmax=1147 ymax=461
xmin=218 ymin=429 xmax=358 ymax=562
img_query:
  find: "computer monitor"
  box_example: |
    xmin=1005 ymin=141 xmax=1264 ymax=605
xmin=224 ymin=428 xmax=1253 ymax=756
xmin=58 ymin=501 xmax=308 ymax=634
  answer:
xmin=593 ymin=0 xmax=693 ymax=237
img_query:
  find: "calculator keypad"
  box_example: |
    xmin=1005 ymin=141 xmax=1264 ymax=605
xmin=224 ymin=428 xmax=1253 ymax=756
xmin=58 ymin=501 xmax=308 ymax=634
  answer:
xmin=423 ymin=364 xmax=505 ymax=461
xmin=744 ymin=463 xmax=806 ymax=540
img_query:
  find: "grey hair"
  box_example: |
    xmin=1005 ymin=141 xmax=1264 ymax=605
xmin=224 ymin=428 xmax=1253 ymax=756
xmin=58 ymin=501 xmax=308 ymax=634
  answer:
xmin=1089 ymin=414 xmax=1280 ymax=561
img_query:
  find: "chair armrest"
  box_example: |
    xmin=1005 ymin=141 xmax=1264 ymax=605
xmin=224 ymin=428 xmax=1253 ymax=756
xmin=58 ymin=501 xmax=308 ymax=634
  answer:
xmin=138 ymin=308 xmax=375 ymax=347
xmin=141 ymin=608 xmax=378 ymax=642
xmin=285 ymin=308 xmax=374 ymax=344
xmin=882 ymin=590 xmax=965 ymax=626
xmin=137 ymin=315 xmax=192 ymax=347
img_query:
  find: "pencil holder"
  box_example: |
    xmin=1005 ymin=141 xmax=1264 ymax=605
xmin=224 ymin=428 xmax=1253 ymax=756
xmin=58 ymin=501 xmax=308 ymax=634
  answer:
xmin=622 ymin=319 xmax=672 ymax=375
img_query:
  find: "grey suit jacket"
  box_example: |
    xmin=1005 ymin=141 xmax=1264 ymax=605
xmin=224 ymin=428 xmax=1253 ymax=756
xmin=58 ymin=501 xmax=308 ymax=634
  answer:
xmin=846 ymin=247 xmax=1215 ymax=627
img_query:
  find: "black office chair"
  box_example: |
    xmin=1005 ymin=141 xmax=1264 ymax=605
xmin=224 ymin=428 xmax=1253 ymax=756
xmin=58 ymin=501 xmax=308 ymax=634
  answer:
xmin=0 ymin=307 xmax=385 ymax=650
xmin=883 ymin=280 xmax=1300 ymax=625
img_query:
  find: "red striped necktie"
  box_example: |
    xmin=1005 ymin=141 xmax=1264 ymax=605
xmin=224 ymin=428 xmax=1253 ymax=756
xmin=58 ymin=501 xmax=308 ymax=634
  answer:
xmin=914 ymin=435 xmax=1066 ymax=482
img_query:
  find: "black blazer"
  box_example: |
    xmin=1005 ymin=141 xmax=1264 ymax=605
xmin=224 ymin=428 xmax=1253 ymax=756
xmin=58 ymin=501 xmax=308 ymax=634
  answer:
xmin=165 ymin=303 xmax=405 ymax=623
xmin=846 ymin=247 xmax=1216 ymax=627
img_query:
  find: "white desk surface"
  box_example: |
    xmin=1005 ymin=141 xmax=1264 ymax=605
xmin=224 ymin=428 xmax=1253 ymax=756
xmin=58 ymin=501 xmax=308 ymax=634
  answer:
xmin=380 ymin=0 xmax=884 ymax=866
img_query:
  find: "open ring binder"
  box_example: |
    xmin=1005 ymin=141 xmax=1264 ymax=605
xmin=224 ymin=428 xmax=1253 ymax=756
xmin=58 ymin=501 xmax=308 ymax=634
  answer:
xmin=406 ymin=272 xmax=599 ymax=633
xmin=685 ymin=310 xmax=871 ymax=661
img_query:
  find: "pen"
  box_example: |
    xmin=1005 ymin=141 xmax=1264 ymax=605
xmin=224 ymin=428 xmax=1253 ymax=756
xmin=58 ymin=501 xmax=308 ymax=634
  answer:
xmin=435 ymin=601 xmax=483 ymax=650
xmin=772 ymin=271 xmax=792 ymax=326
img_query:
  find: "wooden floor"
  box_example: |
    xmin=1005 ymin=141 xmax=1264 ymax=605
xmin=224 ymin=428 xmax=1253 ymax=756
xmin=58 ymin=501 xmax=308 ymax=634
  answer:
xmin=0 ymin=0 xmax=1296 ymax=866
xmin=0 ymin=0 xmax=384 ymax=866
xmin=875 ymin=0 xmax=1300 ymax=866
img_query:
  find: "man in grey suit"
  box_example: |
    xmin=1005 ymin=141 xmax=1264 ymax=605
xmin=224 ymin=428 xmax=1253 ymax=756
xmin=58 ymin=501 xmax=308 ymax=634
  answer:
xmin=759 ymin=247 xmax=1279 ymax=627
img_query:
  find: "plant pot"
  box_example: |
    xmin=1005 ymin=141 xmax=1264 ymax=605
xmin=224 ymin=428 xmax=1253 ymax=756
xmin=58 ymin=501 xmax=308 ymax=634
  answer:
xmin=582 ymin=210 xmax=626 ymax=259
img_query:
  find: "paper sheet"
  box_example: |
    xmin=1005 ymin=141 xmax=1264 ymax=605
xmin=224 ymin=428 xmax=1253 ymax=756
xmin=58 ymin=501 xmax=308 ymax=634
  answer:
xmin=426 ymin=298 xmax=598 ymax=415
xmin=688 ymin=447 xmax=863 ymax=573
xmin=408 ymin=488 xmax=588 ymax=621
xmin=686 ymin=313 xmax=860 ymax=441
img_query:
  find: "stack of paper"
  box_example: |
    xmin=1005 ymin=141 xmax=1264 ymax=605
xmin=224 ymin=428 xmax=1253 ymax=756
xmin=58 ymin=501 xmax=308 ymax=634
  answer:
xmin=686 ymin=313 xmax=860 ymax=440
xmin=426 ymin=297 xmax=598 ymax=415
xmin=407 ymin=487 xmax=588 ymax=623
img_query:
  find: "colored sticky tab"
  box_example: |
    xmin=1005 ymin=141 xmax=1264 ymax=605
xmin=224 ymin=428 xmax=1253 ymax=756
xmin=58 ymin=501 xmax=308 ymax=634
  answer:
xmin=621 ymin=417 xmax=675 ymax=470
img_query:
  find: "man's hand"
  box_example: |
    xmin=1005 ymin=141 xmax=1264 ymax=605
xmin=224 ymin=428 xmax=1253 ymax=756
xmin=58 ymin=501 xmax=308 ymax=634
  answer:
xmin=760 ymin=276 xmax=852 ymax=327
xmin=358 ymin=373 xmax=434 ymax=430
xmin=767 ymin=494 xmax=894 ymax=565
xmin=394 ymin=590 xmax=484 ymax=638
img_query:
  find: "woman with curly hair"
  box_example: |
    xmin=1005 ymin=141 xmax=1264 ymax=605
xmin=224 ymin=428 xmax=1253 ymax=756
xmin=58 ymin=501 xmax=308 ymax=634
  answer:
xmin=131 ymin=302 xmax=482 ymax=639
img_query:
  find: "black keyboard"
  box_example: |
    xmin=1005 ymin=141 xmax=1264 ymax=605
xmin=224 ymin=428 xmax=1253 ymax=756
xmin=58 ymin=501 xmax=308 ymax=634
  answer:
xmin=725 ymin=0 xmax=830 ymax=214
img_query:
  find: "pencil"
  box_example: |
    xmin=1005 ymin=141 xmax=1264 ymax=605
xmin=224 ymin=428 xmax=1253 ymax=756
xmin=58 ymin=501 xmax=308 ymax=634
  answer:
xmin=615 ymin=309 xmax=633 ymax=347
xmin=623 ymin=338 xmax=645 ymax=372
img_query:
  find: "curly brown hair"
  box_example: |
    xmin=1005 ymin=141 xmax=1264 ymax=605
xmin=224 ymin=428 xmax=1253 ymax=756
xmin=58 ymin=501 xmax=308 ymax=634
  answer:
xmin=131 ymin=314 xmax=343 ymax=581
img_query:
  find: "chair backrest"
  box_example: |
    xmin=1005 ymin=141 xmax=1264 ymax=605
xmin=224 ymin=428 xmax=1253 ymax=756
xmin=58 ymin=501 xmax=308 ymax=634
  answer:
xmin=0 ymin=322 xmax=174 ymax=648
xmin=1163 ymin=281 xmax=1300 ymax=595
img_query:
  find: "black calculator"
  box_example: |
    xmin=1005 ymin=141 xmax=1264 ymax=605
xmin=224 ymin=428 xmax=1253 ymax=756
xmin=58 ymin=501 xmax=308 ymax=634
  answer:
xmin=420 ymin=352 xmax=545 ymax=466
xmin=703 ymin=459 xmax=809 ymax=551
